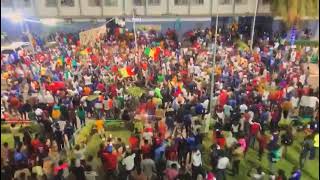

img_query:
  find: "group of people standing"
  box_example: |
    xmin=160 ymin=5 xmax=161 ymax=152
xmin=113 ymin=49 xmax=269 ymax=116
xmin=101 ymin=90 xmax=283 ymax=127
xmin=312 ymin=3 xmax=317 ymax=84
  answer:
xmin=1 ymin=22 xmax=319 ymax=180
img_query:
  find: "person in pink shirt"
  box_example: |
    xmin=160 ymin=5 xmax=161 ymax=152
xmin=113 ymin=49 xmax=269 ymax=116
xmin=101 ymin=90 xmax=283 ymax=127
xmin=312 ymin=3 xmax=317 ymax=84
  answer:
xmin=163 ymin=163 xmax=179 ymax=180
xmin=237 ymin=133 xmax=247 ymax=154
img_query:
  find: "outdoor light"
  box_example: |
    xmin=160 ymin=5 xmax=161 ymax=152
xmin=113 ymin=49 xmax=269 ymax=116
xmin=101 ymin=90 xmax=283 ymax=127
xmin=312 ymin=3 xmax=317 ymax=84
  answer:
xmin=40 ymin=18 xmax=62 ymax=26
xmin=4 ymin=12 xmax=23 ymax=23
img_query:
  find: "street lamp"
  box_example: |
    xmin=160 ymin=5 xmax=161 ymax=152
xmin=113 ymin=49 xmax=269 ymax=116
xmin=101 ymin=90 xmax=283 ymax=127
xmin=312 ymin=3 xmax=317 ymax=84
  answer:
xmin=3 ymin=12 xmax=23 ymax=23
xmin=3 ymin=12 xmax=35 ymax=57
xmin=208 ymin=4 xmax=219 ymax=127
xmin=40 ymin=18 xmax=62 ymax=26
xmin=132 ymin=8 xmax=139 ymax=63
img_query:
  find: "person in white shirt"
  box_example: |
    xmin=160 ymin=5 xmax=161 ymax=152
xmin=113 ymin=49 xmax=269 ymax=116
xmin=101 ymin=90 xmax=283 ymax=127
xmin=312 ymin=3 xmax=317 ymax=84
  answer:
xmin=14 ymin=165 xmax=31 ymax=180
xmin=122 ymin=152 xmax=136 ymax=173
xmin=240 ymin=103 xmax=248 ymax=114
xmin=216 ymin=151 xmax=229 ymax=180
xmin=250 ymin=166 xmax=265 ymax=180
xmin=84 ymin=165 xmax=98 ymax=180
xmin=83 ymin=74 xmax=92 ymax=86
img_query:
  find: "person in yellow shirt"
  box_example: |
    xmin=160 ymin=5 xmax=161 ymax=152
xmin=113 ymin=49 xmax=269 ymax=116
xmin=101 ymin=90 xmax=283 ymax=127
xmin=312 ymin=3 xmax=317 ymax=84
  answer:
xmin=310 ymin=133 xmax=319 ymax=160
xmin=95 ymin=119 xmax=105 ymax=140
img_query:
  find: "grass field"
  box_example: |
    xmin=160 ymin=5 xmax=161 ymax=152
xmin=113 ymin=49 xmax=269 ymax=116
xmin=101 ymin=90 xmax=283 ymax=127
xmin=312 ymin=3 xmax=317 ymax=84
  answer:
xmin=1 ymin=121 xmax=319 ymax=180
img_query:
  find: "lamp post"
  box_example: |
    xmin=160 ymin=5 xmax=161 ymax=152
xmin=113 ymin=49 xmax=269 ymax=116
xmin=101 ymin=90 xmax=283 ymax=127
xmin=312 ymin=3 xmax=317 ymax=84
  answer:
xmin=132 ymin=8 xmax=139 ymax=63
xmin=250 ymin=0 xmax=259 ymax=51
xmin=209 ymin=7 xmax=219 ymax=119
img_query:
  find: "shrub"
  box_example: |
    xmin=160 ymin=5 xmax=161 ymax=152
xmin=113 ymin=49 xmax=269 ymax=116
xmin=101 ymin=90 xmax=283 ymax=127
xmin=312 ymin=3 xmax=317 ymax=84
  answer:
xmin=19 ymin=123 xmax=41 ymax=134
xmin=1 ymin=126 xmax=11 ymax=133
xmin=295 ymin=40 xmax=319 ymax=47
xmin=75 ymin=121 xmax=94 ymax=144
xmin=105 ymin=120 xmax=125 ymax=131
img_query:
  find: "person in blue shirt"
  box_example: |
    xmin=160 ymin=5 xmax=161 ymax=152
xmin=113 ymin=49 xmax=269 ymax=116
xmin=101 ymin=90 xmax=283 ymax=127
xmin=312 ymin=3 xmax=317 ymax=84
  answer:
xmin=14 ymin=148 xmax=27 ymax=164
xmin=260 ymin=109 xmax=269 ymax=130
xmin=154 ymin=143 xmax=166 ymax=162
xmin=289 ymin=167 xmax=301 ymax=180
xmin=183 ymin=113 xmax=192 ymax=134
xmin=195 ymin=103 xmax=205 ymax=115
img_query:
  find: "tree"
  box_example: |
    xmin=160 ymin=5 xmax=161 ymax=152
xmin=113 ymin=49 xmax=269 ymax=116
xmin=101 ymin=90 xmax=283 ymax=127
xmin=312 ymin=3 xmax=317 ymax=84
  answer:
xmin=271 ymin=0 xmax=319 ymax=29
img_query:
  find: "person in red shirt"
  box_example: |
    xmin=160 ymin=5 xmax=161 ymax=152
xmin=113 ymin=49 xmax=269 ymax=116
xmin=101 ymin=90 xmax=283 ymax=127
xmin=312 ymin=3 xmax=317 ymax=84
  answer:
xmin=96 ymin=82 xmax=105 ymax=92
xmin=249 ymin=120 xmax=261 ymax=150
xmin=128 ymin=134 xmax=139 ymax=151
xmin=141 ymin=139 xmax=152 ymax=157
xmin=146 ymin=99 xmax=156 ymax=117
xmin=257 ymin=130 xmax=269 ymax=161
xmin=216 ymin=131 xmax=226 ymax=150
xmin=165 ymin=143 xmax=178 ymax=161
xmin=102 ymin=147 xmax=117 ymax=179
xmin=31 ymin=134 xmax=41 ymax=153
xmin=9 ymin=95 xmax=20 ymax=115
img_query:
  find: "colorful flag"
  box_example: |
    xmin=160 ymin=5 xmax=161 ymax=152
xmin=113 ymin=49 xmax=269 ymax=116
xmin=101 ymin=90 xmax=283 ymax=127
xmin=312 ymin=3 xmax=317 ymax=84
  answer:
xmin=119 ymin=68 xmax=129 ymax=78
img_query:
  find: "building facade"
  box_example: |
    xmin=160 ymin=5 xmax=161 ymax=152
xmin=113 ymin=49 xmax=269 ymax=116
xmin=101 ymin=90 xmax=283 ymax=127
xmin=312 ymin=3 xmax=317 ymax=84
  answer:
xmin=1 ymin=0 xmax=318 ymax=41
xmin=1 ymin=0 xmax=271 ymax=18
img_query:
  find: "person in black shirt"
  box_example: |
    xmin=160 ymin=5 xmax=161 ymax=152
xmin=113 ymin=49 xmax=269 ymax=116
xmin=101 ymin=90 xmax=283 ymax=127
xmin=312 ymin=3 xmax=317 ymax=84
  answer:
xmin=54 ymin=126 xmax=64 ymax=152
xmin=69 ymin=160 xmax=86 ymax=180
xmin=64 ymin=122 xmax=75 ymax=149
xmin=176 ymin=165 xmax=192 ymax=180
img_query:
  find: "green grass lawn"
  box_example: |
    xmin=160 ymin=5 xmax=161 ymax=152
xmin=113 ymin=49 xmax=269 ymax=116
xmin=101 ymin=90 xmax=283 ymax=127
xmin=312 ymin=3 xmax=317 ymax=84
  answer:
xmin=78 ymin=123 xmax=318 ymax=180
xmin=1 ymin=122 xmax=319 ymax=180
xmin=201 ymin=131 xmax=319 ymax=180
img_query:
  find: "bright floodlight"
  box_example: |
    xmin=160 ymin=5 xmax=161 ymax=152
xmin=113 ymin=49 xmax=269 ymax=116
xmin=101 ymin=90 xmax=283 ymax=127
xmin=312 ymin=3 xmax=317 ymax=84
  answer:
xmin=40 ymin=18 xmax=61 ymax=26
xmin=4 ymin=12 xmax=23 ymax=23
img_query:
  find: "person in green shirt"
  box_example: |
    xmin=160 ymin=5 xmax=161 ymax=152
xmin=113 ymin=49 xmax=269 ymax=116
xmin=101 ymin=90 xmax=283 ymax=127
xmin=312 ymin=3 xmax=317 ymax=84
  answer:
xmin=77 ymin=104 xmax=86 ymax=126
xmin=10 ymin=123 xmax=21 ymax=148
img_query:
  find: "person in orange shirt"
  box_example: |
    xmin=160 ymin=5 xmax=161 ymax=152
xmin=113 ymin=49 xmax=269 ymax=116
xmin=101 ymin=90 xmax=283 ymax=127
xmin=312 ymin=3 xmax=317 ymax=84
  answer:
xmin=83 ymin=86 xmax=91 ymax=96
xmin=158 ymin=119 xmax=168 ymax=140
xmin=95 ymin=119 xmax=105 ymax=140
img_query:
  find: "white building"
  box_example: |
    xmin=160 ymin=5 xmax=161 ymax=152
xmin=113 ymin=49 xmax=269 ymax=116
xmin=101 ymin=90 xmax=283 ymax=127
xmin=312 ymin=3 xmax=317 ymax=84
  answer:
xmin=1 ymin=0 xmax=272 ymax=19
xmin=1 ymin=0 xmax=318 ymax=40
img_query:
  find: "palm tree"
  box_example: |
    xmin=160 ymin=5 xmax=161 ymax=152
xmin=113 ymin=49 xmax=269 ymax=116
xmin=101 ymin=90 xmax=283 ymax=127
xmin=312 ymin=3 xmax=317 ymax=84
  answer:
xmin=271 ymin=0 xmax=319 ymax=29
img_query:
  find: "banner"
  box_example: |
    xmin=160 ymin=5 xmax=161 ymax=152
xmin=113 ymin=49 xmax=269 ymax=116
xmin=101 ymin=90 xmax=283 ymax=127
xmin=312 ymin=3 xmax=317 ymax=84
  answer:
xmin=79 ymin=25 xmax=106 ymax=46
xmin=136 ymin=24 xmax=161 ymax=32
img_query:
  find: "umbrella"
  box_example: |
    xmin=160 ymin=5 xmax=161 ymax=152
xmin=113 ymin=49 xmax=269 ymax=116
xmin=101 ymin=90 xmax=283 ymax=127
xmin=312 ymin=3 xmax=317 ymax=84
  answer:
xmin=87 ymin=95 xmax=99 ymax=101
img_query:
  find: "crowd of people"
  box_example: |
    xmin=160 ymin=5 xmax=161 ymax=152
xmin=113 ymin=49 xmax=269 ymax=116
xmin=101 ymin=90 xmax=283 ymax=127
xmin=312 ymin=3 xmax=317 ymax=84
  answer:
xmin=1 ymin=22 xmax=319 ymax=180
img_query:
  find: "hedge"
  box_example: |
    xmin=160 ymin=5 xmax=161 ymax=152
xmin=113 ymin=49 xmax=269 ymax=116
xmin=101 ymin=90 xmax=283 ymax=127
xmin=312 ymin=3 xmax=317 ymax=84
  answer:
xmin=294 ymin=40 xmax=319 ymax=47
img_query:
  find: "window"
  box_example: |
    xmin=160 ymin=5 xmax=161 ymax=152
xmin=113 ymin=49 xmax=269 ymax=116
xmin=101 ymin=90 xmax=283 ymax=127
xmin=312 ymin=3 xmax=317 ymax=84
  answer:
xmin=219 ymin=0 xmax=230 ymax=5
xmin=105 ymin=0 xmax=117 ymax=6
xmin=1 ymin=0 xmax=12 ymax=7
xmin=174 ymin=0 xmax=188 ymax=5
xmin=134 ymin=0 xmax=145 ymax=6
xmin=46 ymin=0 xmax=57 ymax=7
xmin=61 ymin=0 xmax=74 ymax=7
xmin=15 ymin=0 xmax=31 ymax=7
xmin=190 ymin=0 xmax=203 ymax=5
xmin=89 ymin=0 xmax=101 ymax=6
xmin=148 ymin=0 xmax=160 ymax=6
xmin=235 ymin=0 xmax=247 ymax=4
